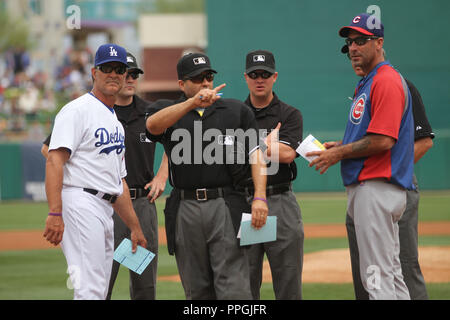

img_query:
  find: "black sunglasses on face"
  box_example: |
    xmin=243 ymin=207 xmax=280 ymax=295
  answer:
xmin=247 ymin=71 xmax=273 ymax=80
xmin=96 ymin=64 xmax=127 ymax=75
xmin=345 ymin=36 xmax=379 ymax=47
xmin=126 ymin=72 xmax=140 ymax=80
xmin=185 ymin=73 xmax=214 ymax=84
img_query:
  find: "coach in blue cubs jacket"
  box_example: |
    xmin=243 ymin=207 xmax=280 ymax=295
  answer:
xmin=308 ymin=14 xmax=414 ymax=299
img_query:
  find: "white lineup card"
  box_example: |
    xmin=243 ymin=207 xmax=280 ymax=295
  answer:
xmin=296 ymin=134 xmax=326 ymax=163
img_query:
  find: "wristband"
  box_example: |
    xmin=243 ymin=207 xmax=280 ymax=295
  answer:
xmin=48 ymin=212 xmax=62 ymax=217
xmin=253 ymin=197 xmax=267 ymax=204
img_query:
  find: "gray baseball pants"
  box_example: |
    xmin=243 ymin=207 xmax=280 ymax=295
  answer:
xmin=248 ymin=191 xmax=304 ymax=300
xmin=347 ymin=175 xmax=428 ymax=299
xmin=106 ymin=197 xmax=158 ymax=300
xmin=174 ymin=198 xmax=252 ymax=300
xmin=346 ymin=179 xmax=410 ymax=300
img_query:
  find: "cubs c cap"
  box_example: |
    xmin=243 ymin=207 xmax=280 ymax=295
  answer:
xmin=177 ymin=53 xmax=217 ymax=80
xmin=94 ymin=43 xmax=128 ymax=67
xmin=126 ymin=52 xmax=144 ymax=74
xmin=246 ymin=50 xmax=276 ymax=74
xmin=339 ymin=13 xmax=384 ymax=38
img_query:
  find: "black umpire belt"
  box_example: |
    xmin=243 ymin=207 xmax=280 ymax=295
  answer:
xmin=239 ymin=182 xmax=291 ymax=197
xmin=180 ymin=187 xmax=225 ymax=201
xmin=129 ymin=188 xmax=149 ymax=200
xmin=83 ymin=188 xmax=118 ymax=204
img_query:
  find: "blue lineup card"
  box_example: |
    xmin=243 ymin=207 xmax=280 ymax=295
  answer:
xmin=113 ymin=238 xmax=155 ymax=275
xmin=240 ymin=216 xmax=277 ymax=246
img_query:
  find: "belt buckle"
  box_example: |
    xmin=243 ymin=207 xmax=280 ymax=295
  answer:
xmin=129 ymin=188 xmax=137 ymax=200
xmin=196 ymin=188 xmax=207 ymax=201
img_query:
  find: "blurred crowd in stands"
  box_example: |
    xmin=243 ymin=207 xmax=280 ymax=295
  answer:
xmin=0 ymin=47 xmax=93 ymax=142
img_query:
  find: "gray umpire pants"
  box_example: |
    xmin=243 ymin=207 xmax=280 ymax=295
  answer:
xmin=346 ymin=179 xmax=410 ymax=300
xmin=347 ymin=175 xmax=428 ymax=300
xmin=248 ymin=191 xmax=304 ymax=300
xmin=106 ymin=197 xmax=158 ymax=300
xmin=174 ymin=198 xmax=252 ymax=300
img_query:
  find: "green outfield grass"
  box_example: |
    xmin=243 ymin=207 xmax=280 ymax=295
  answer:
xmin=1 ymin=190 xmax=449 ymax=230
xmin=0 ymin=191 xmax=449 ymax=300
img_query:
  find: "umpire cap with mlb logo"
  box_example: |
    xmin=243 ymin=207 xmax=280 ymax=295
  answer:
xmin=126 ymin=52 xmax=144 ymax=74
xmin=177 ymin=52 xmax=217 ymax=80
xmin=245 ymin=50 xmax=276 ymax=74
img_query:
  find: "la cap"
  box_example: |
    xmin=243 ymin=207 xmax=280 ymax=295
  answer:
xmin=94 ymin=43 xmax=128 ymax=67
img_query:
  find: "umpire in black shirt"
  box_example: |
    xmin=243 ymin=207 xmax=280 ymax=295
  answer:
xmin=106 ymin=52 xmax=169 ymax=300
xmin=243 ymin=50 xmax=304 ymax=300
xmin=146 ymin=52 xmax=268 ymax=299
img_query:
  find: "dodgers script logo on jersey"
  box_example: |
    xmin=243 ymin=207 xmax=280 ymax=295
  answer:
xmin=94 ymin=127 xmax=125 ymax=154
xmin=350 ymin=93 xmax=366 ymax=125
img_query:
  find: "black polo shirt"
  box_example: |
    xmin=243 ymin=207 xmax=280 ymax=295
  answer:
xmin=146 ymin=95 xmax=259 ymax=189
xmin=405 ymin=79 xmax=435 ymax=141
xmin=114 ymin=95 xmax=156 ymax=188
xmin=245 ymin=92 xmax=303 ymax=185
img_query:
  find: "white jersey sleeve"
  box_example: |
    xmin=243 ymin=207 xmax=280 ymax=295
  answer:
xmin=49 ymin=99 xmax=85 ymax=157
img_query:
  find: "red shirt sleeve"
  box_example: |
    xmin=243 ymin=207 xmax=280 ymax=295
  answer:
xmin=367 ymin=65 xmax=405 ymax=140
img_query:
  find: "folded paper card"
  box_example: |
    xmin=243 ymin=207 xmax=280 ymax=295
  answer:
xmin=113 ymin=238 xmax=155 ymax=275
xmin=239 ymin=215 xmax=277 ymax=246
xmin=296 ymin=134 xmax=325 ymax=163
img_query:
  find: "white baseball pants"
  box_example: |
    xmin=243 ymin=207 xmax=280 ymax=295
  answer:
xmin=60 ymin=186 xmax=114 ymax=300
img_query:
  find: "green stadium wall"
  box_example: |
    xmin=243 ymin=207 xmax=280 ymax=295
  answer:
xmin=206 ymin=0 xmax=450 ymax=192
xmin=1 ymin=0 xmax=450 ymax=199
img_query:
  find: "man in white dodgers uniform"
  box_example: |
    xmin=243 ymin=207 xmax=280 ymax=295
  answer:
xmin=43 ymin=43 xmax=147 ymax=300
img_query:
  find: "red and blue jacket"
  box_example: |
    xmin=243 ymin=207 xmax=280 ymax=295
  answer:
xmin=341 ymin=61 xmax=415 ymax=190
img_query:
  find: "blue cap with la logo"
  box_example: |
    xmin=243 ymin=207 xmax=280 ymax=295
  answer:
xmin=94 ymin=43 xmax=128 ymax=67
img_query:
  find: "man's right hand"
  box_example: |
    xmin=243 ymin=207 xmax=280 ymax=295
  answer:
xmin=130 ymin=228 xmax=148 ymax=253
xmin=192 ymin=83 xmax=226 ymax=108
xmin=43 ymin=215 xmax=64 ymax=246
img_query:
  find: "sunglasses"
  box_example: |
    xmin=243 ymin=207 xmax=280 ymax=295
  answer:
xmin=185 ymin=73 xmax=214 ymax=84
xmin=96 ymin=64 xmax=127 ymax=75
xmin=126 ymin=72 xmax=140 ymax=80
xmin=345 ymin=36 xmax=379 ymax=47
xmin=247 ymin=71 xmax=273 ymax=80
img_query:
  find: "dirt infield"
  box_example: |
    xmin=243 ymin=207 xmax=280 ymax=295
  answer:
xmin=1 ymin=221 xmax=449 ymax=251
xmin=157 ymin=246 xmax=450 ymax=284
xmin=1 ymin=222 xmax=450 ymax=284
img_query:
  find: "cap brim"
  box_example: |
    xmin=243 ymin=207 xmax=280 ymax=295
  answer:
xmin=96 ymin=58 xmax=128 ymax=67
xmin=128 ymin=67 xmax=144 ymax=74
xmin=245 ymin=65 xmax=276 ymax=74
xmin=339 ymin=26 xmax=374 ymax=37
xmin=185 ymin=67 xmax=217 ymax=78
